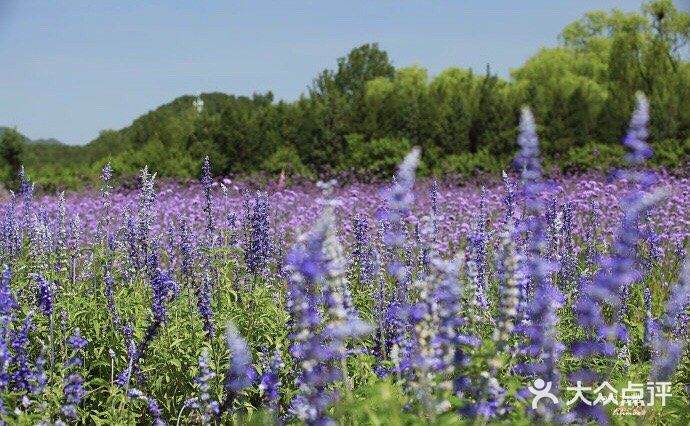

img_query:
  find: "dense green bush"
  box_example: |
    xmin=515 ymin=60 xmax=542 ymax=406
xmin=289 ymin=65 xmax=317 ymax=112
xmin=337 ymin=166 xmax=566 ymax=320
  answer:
xmin=262 ymin=144 xmax=310 ymax=176
xmin=432 ymin=148 xmax=510 ymax=176
xmin=343 ymin=135 xmax=418 ymax=177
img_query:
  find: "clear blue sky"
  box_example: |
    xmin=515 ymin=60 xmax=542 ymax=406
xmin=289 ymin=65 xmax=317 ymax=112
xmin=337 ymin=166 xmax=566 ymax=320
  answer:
xmin=0 ymin=1 xmax=654 ymax=145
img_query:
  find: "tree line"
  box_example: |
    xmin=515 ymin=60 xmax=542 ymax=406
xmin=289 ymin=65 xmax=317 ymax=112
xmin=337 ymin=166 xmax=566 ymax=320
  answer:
xmin=2 ymin=0 xmax=689 ymax=189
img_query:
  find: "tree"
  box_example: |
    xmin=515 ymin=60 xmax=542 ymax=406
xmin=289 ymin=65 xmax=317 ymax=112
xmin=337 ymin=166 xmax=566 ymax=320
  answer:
xmin=312 ymin=43 xmax=395 ymax=100
xmin=0 ymin=128 xmax=25 ymax=183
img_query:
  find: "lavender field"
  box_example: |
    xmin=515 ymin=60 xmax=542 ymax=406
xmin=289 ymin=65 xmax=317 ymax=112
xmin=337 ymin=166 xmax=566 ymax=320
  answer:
xmin=0 ymin=96 xmax=688 ymax=425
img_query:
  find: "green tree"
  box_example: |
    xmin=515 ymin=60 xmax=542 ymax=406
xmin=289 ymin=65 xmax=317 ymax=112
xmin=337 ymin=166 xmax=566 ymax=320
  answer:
xmin=0 ymin=128 xmax=25 ymax=183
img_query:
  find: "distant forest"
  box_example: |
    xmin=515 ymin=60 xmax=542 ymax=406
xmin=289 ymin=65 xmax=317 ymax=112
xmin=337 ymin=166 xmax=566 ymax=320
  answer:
xmin=2 ymin=0 xmax=689 ymax=189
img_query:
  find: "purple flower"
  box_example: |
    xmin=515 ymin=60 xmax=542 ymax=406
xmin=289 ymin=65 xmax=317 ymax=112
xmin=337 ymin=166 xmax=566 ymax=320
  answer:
xmin=121 ymin=208 xmax=138 ymax=275
xmin=103 ymin=262 xmax=122 ymax=330
xmin=135 ymin=167 xmax=157 ymax=271
xmin=147 ymin=396 xmax=166 ymax=426
xmin=61 ymin=373 xmax=85 ymax=420
xmin=558 ymin=202 xmax=577 ymax=294
xmin=571 ymin=93 xmax=664 ymax=424
xmin=286 ymin=195 xmax=373 ymax=424
xmin=149 ymin=266 xmax=177 ymax=325
xmin=643 ymin=287 xmax=655 ymax=347
xmin=409 ymin=252 xmax=477 ymax=415
xmin=32 ymin=274 xmax=53 ymax=317
xmin=243 ymin=191 xmax=273 ymax=278
xmin=581 ymin=200 xmax=599 ymax=291
xmin=513 ymin=108 xmax=545 ymax=206
xmin=574 ymin=95 xmax=664 ymax=365
xmin=259 ymin=348 xmax=284 ymax=413
xmin=285 ymin=235 xmax=336 ymax=423
xmin=493 ymin=224 xmax=521 ymax=350
xmin=221 ymin=322 xmax=256 ymax=412
xmin=512 ymin=108 xmax=565 ymax=423
xmin=200 ymin=156 xmax=215 ymax=235
xmin=11 ymin=313 xmax=34 ymax=392
xmin=18 ymin=165 xmax=34 ymax=223
xmin=190 ymin=349 xmax=220 ymax=425
xmin=622 ymin=93 xmax=653 ymax=167
xmin=115 ymin=253 xmax=178 ymax=387
xmin=179 ymin=218 xmax=196 ymax=279
xmin=377 ymin=149 xmax=420 ymax=372
xmin=0 ymin=266 xmax=17 ymax=316
xmin=1 ymin=192 xmax=21 ymax=259
xmin=351 ymin=214 xmax=374 ymax=285
xmin=615 ymin=94 xmax=656 ymax=189
xmin=0 ymin=322 xmax=10 ymax=391
xmin=429 ymin=179 xmax=440 ymax=247
xmin=54 ymin=192 xmax=67 ymax=271
xmin=115 ymin=338 xmax=137 ymax=388
xmin=501 ymin=171 xmax=517 ymax=226
xmin=60 ymin=329 xmax=87 ymax=421
xmin=650 ymin=256 xmax=690 ymax=380
xmin=31 ymin=350 xmax=47 ymax=396
xmin=467 ymin=187 xmax=489 ymax=310
xmin=196 ymin=272 xmax=215 ymax=337
xmin=642 ymin=219 xmax=663 ymax=273
xmin=100 ymin=162 xmax=113 ymax=215
xmin=67 ymin=328 xmax=88 ymax=352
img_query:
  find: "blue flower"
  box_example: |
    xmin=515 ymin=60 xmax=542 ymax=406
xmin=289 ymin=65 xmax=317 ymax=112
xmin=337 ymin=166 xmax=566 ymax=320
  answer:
xmin=259 ymin=348 xmax=284 ymax=413
xmin=221 ymin=322 xmax=257 ymax=412
xmin=351 ymin=214 xmax=374 ymax=286
xmin=286 ymin=194 xmax=373 ymax=425
xmin=512 ymin=108 xmax=566 ymax=423
xmin=32 ymin=274 xmax=53 ymax=317
xmin=650 ymin=257 xmax=690 ymax=381
xmin=200 ymin=156 xmax=215 ymax=235
xmin=243 ymin=191 xmax=273 ymax=278
xmin=196 ymin=272 xmax=215 ymax=338
xmin=191 ymin=349 xmax=220 ymax=426
xmin=61 ymin=328 xmax=87 ymax=421
xmin=0 ymin=266 xmax=17 ymax=316
xmin=11 ymin=313 xmax=34 ymax=392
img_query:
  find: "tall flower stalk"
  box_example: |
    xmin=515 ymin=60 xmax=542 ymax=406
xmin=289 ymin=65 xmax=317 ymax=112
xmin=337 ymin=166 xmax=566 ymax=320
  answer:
xmin=512 ymin=107 xmax=565 ymax=424
xmin=259 ymin=348 xmax=284 ymax=415
xmin=200 ymin=156 xmax=215 ymax=237
xmin=220 ymin=322 xmax=256 ymax=415
xmin=33 ymin=274 xmax=55 ymax=369
xmin=572 ymin=94 xmax=665 ymax=424
xmin=60 ymin=328 xmax=87 ymax=422
xmin=378 ymin=149 xmax=420 ymax=374
xmin=286 ymin=186 xmax=372 ymax=424
xmin=186 ymin=348 xmax=220 ymax=425
xmin=99 ymin=162 xmax=114 ymax=243
xmin=243 ymin=191 xmax=273 ymax=280
xmin=650 ymin=256 xmax=689 ymax=381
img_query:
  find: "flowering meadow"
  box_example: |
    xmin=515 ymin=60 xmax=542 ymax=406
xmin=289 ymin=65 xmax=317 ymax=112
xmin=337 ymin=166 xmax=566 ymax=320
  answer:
xmin=0 ymin=94 xmax=688 ymax=425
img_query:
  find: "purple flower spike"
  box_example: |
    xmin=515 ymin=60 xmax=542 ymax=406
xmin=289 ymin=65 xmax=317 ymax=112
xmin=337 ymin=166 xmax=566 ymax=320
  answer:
xmin=650 ymin=257 xmax=690 ymax=381
xmin=32 ymin=274 xmax=54 ymax=317
xmin=221 ymin=322 xmax=257 ymax=412
xmin=61 ymin=328 xmax=87 ymax=421
xmin=259 ymin=348 xmax=284 ymax=413
xmin=200 ymin=156 xmax=215 ymax=235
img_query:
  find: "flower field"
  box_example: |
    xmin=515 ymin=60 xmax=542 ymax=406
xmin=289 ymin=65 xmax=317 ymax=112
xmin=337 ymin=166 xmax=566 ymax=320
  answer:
xmin=0 ymin=95 xmax=688 ymax=425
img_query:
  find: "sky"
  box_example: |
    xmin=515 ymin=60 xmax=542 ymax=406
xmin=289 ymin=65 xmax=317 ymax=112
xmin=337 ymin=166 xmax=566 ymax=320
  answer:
xmin=0 ymin=0 xmax=669 ymax=145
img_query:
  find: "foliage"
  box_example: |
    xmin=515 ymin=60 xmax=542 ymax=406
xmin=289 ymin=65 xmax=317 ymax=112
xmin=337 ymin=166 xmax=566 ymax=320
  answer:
xmin=2 ymin=1 xmax=689 ymax=188
xmin=0 ymin=128 xmax=24 ymax=184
